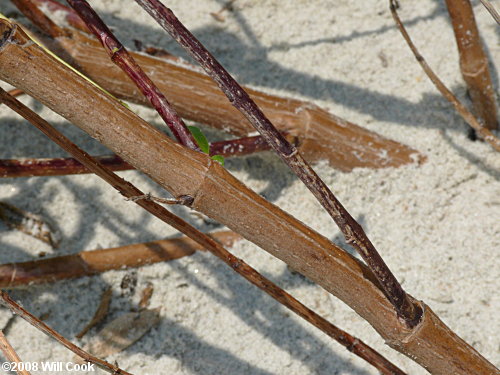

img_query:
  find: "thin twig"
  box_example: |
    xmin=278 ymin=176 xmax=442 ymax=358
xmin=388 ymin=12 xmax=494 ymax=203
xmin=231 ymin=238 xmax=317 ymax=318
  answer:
xmin=66 ymin=0 xmax=199 ymax=150
xmin=0 ymin=330 xmax=31 ymax=375
xmin=0 ymin=87 xmax=407 ymax=375
xmin=10 ymin=0 xmax=65 ymax=37
xmin=133 ymin=0 xmax=421 ymax=326
xmin=0 ymin=291 xmax=133 ymax=375
xmin=390 ymin=0 xmax=500 ymax=152
xmin=0 ymin=155 xmax=131 ymax=178
xmin=479 ymin=0 xmax=500 ymax=24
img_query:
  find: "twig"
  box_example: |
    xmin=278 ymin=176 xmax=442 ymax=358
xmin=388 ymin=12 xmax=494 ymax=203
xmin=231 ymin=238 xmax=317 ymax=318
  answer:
xmin=134 ymin=0 xmax=421 ymax=326
xmin=444 ymin=0 xmax=498 ymax=130
xmin=7 ymin=88 xmax=23 ymax=98
xmin=0 ymin=135 xmax=275 ymax=178
xmin=0 ymin=291 xmax=133 ymax=375
xmin=0 ymin=87 xmax=407 ymax=375
xmin=23 ymin=0 xmax=423 ymax=170
xmin=390 ymin=0 xmax=500 ymax=152
xmin=0 ymin=232 xmax=240 ymax=288
xmin=32 ymin=0 xmax=90 ymax=32
xmin=66 ymin=0 xmax=199 ymax=150
xmin=0 ymin=330 xmax=30 ymax=375
xmin=10 ymin=0 xmax=64 ymax=37
xmin=479 ymin=0 xmax=500 ymax=24
xmin=210 ymin=0 xmax=237 ymax=22
xmin=0 ymin=155 xmax=131 ymax=178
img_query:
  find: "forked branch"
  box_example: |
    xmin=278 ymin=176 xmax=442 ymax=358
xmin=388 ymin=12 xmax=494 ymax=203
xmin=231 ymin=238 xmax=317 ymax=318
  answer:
xmin=0 ymin=19 xmax=496 ymax=374
xmin=0 ymin=87 xmax=407 ymax=375
xmin=390 ymin=0 xmax=500 ymax=152
xmin=131 ymin=0 xmax=420 ymax=326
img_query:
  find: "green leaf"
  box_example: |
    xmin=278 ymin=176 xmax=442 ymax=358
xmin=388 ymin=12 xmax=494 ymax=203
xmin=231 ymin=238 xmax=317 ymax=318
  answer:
xmin=187 ymin=126 xmax=210 ymax=154
xmin=210 ymin=155 xmax=225 ymax=166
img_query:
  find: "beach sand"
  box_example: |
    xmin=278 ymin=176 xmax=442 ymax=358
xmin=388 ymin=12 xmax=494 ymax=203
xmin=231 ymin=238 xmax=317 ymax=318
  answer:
xmin=0 ymin=0 xmax=498 ymax=374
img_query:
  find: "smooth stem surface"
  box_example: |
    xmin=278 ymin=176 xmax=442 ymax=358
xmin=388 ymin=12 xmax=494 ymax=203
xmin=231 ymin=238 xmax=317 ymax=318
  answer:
xmin=0 ymin=88 xmax=406 ymax=375
xmin=66 ymin=0 xmax=199 ymax=150
xmin=134 ymin=0 xmax=420 ymax=326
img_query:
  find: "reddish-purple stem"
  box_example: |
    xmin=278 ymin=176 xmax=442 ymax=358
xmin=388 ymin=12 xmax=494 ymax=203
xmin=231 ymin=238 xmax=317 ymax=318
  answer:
xmin=0 ymin=135 xmax=277 ymax=178
xmin=134 ymin=0 xmax=421 ymax=326
xmin=66 ymin=0 xmax=199 ymax=150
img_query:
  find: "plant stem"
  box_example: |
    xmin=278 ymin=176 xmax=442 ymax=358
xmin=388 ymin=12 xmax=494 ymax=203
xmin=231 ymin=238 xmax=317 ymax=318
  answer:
xmin=390 ymin=0 xmax=500 ymax=152
xmin=0 ymin=155 xmax=131 ymax=177
xmin=479 ymin=0 xmax=500 ymax=24
xmin=32 ymin=0 xmax=90 ymax=32
xmin=0 ymin=291 xmax=133 ymax=375
xmin=134 ymin=0 xmax=421 ymax=326
xmin=0 ymin=330 xmax=30 ymax=375
xmin=0 ymin=87 xmax=407 ymax=375
xmin=10 ymin=0 xmax=64 ymax=37
xmin=0 ymin=134 xmax=274 ymax=178
xmin=0 ymin=232 xmax=240 ymax=287
xmin=66 ymin=0 xmax=199 ymax=150
xmin=444 ymin=0 xmax=498 ymax=130
xmin=20 ymin=0 xmax=422 ymax=170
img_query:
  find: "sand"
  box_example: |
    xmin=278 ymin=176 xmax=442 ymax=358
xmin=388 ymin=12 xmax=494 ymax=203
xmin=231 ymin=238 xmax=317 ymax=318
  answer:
xmin=0 ymin=0 xmax=498 ymax=374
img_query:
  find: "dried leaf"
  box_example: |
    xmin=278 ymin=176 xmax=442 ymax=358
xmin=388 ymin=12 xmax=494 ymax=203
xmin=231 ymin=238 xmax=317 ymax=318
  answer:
xmin=85 ymin=308 xmax=161 ymax=357
xmin=0 ymin=201 xmax=59 ymax=247
xmin=75 ymin=287 xmax=112 ymax=339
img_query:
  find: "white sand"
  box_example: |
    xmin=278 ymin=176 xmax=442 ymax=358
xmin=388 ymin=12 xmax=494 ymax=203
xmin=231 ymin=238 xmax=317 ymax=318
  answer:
xmin=0 ymin=0 xmax=498 ymax=374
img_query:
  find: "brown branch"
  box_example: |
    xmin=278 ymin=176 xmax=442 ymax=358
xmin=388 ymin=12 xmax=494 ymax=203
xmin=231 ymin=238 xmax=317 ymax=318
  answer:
xmin=23 ymin=0 xmax=423 ymax=170
xmin=32 ymin=0 xmax=90 ymax=32
xmin=479 ymin=0 xmax=500 ymax=24
xmin=0 ymin=232 xmax=240 ymax=288
xmin=444 ymin=0 xmax=498 ymax=130
xmin=0 ymin=155 xmax=131 ymax=178
xmin=135 ymin=0 xmax=421 ymax=326
xmin=0 ymin=21 xmax=496 ymax=374
xmin=390 ymin=0 xmax=500 ymax=152
xmin=0 ymin=85 xmax=407 ymax=375
xmin=0 ymin=330 xmax=30 ymax=375
xmin=66 ymin=0 xmax=199 ymax=150
xmin=0 ymin=291 xmax=133 ymax=375
xmin=10 ymin=0 xmax=65 ymax=38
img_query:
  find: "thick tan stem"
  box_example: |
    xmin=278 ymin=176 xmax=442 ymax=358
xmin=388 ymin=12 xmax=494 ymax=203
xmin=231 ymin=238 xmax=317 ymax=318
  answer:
xmin=445 ymin=0 xmax=498 ymax=130
xmin=0 ymin=21 xmax=496 ymax=375
xmin=44 ymin=29 xmax=423 ymax=171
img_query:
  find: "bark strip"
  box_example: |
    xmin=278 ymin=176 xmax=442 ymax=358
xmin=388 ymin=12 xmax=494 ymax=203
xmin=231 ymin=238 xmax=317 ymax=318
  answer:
xmin=0 ymin=20 xmax=496 ymax=375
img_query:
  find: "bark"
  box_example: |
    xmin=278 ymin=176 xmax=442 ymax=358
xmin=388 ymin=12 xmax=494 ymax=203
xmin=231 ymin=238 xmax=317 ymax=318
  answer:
xmin=43 ymin=28 xmax=423 ymax=171
xmin=445 ymin=0 xmax=498 ymax=130
xmin=0 ymin=20 xmax=496 ymax=375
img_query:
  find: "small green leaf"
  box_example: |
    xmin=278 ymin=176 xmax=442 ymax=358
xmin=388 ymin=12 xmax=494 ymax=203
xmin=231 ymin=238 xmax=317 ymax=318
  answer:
xmin=187 ymin=126 xmax=210 ymax=154
xmin=210 ymin=155 xmax=225 ymax=166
